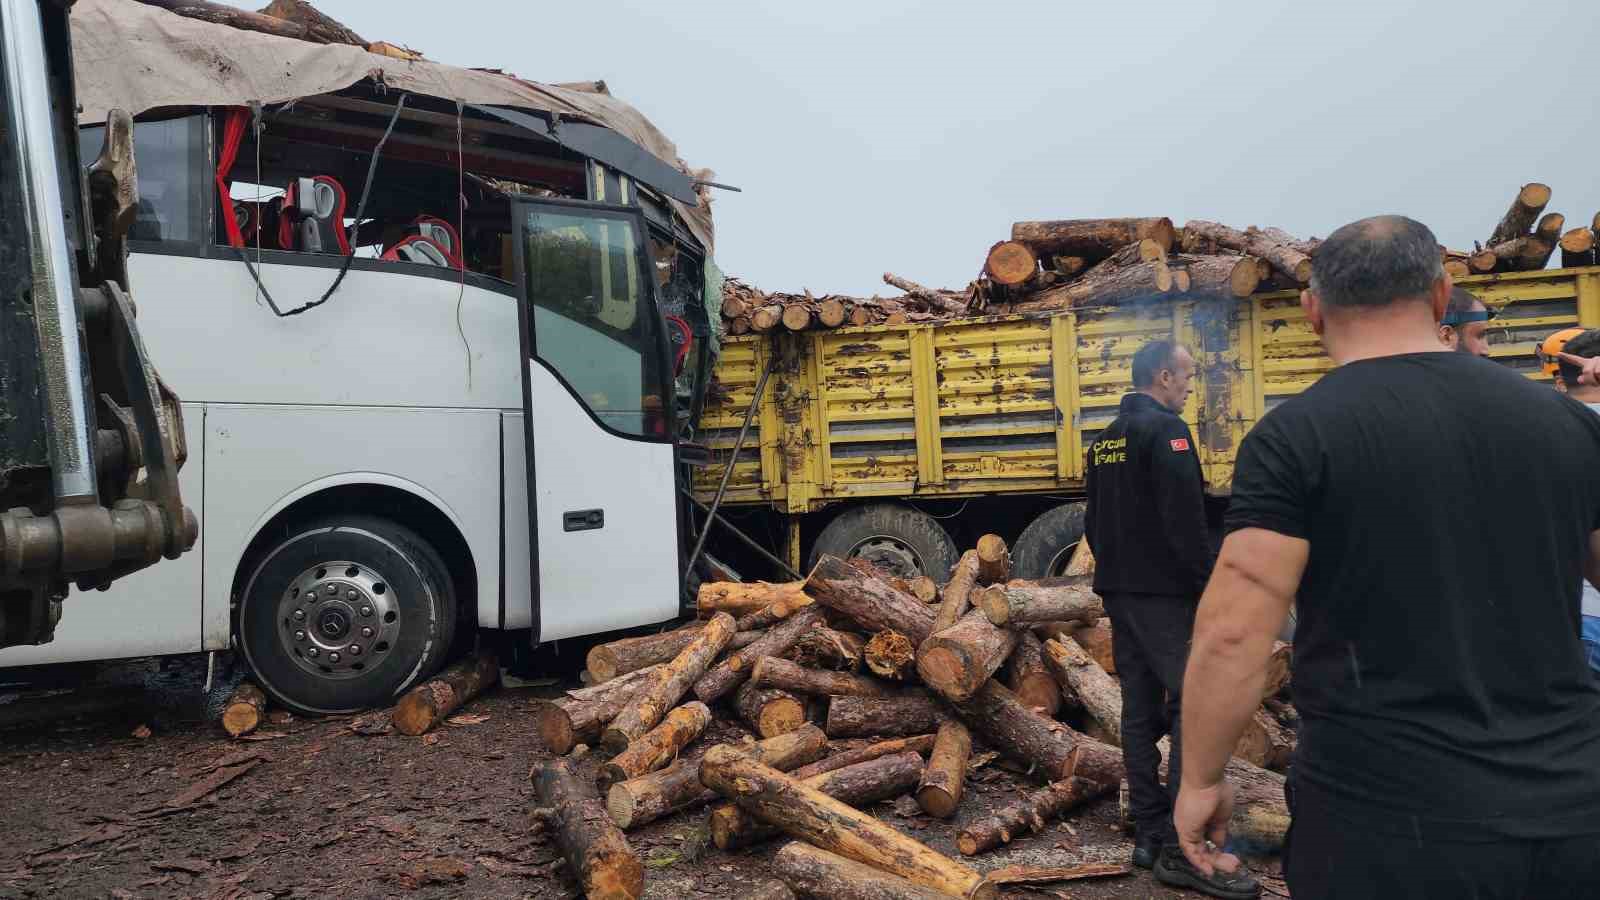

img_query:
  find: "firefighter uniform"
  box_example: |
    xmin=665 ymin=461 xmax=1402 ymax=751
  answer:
xmin=1084 ymin=391 xmax=1213 ymax=852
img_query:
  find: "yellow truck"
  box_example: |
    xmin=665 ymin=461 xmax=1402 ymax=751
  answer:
xmin=693 ymin=265 xmax=1600 ymax=580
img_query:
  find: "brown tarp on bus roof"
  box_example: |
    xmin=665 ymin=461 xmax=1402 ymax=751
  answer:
xmin=67 ymin=0 xmax=714 ymax=250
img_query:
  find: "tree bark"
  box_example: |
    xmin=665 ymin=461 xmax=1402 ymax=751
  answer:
xmin=1064 ymin=619 xmax=1115 ymax=673
xmin=711 ymin=751 xmax=926 ymax=849
xmin=1052 ymin=255 xmax=1089 ymax=277
xmin=1042 ymin=638 xmax=1122 ymax=743
xmin=882 ymin=272 xmax=970 ymax=316
xmin=790 ymin=627 xmax=865 ymax=671
xmin=806 ymin=555 xmax=938 ymax=645
xmin=1263 ymin=640 xmax=1291 ymax=700
xmin=587 ymin=624 xmax=761 ymax=684
xmin=915 ymin=720 xmax=972 ymax=818
xmin=978 ymin=579 xmax=1102 ymax=627
xmin=538 ymin=685 xmax=648 ymax=756
xmin=1485 ymin=236 xmax=1557 ymax=271
xmin=974 ymin=534 xmax=1011 ymax=585
xmin=565 ymin=663 xmax=661 ymax=703
xmin=984 ymin=241 xmax=1039 ymax=286
xmin=698 ymin=580 xmax=807 ymax=619
xmin=864 ymin=630 xmax=917 ymax=681
xmin=1561 ymin=227 xmax=1596 ymax=268
xmin=604 ymin=724 xmax=827 ymax=830
xmin=917 ymin=609 xmax=1018 ymax=703
xmin=600 ymin=702 xmax=711 ymax=784
xmin=788 ymin=733 xmax=939 ymax=781
xmin=734 ymin=681 xmax=808 ymax=738
xmin=134 ymin=0 xmax=359 ymax=43
xmin=694 ymin=607 xmax=825 ymax=704
xmin=736 ymin=588 xmax=816 ymax=631
xmin=1181 ymin=220 xmax=1312 ymax=284
xmin=955 ymin=776 xmax=1113 ymax=855
xmin=826 ymin=693 xmax=945 ymax=738
xmin=1488 ymin=182 xmax=1553 ymax=247
xmin=748 ymin=880 xmax=797 ymax=900
xmin=771 ymin=842 xmax=953 ymax=900
xmin=752 ymin=656 xmax=895 ymax=698
xmin=1007 ymin=259 xmax=1174 ymax=312
xmin=392 ymin=650 xmax=499 ymax=736
xmin=1537 ymin=211 xmax=1566 ymax=244
xmin=603 ymin=613 xmax=735 ymax=751
xmin=531 ymin=756 xmax=644 ymax=900
xmin=698 ymin=745 xmax=996 ymax=900
xmin=1252 ymin=226 xmax=1320 ymax=257
xmin=1010 ymin=218 xmax=1176 ymax=260
xmin=221 ymin=682 xmax=267 ymax=738
xmin=258 ymin=0 xmax=366 ymax=45
xmin=932 ymin=550 xmax=980 ymax=634
xmin=1231 ymin=707 xmax=1295 ymax=771
xmin=1006 ymin=630 xmax=1061 ymax=717
xmin=952 ymin=680 xmax=1081 ymax=780
xmin=1174 ymin=253 xmax=1262 ymax=297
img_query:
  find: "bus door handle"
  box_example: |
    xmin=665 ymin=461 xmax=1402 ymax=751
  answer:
xmin=563 ymin=509 xmax=604 ymax=532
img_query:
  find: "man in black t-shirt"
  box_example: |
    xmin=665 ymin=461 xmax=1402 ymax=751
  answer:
xmin=1173 ymin=215 xmax=1600 ymax=899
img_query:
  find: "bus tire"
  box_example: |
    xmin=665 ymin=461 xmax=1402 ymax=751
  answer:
xmin=237 ymin=515 xmax=457 ymax=715
xmin=1012 ymin=502 xmax=1088 ymax=580
xmin=808 ymin=503 xmax=959 ymax=580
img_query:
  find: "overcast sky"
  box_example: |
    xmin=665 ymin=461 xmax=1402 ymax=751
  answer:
xmin=312 ymin=1 xmax=1597 ymax=296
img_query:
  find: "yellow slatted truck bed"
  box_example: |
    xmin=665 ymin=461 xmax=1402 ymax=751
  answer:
xmin=693 ymin=266 xmax=1600 ymax=578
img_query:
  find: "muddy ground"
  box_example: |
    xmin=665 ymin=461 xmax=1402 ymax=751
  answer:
xmin=0 ymin=654 xmax=1285 ymax=899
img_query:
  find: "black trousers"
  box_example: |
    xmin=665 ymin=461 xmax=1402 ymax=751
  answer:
xmin=1103 ymin=592 xmax=1196 ymax=847
xmin=1285 ymin=777 xmax=1600 ymax=899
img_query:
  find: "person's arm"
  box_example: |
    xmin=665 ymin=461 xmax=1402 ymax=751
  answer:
xmin=1153 ymin=422 xmax=1213 ymax=592
xmin=1083 ymin=450 xmax=1098 ymax=553
xmin=1175 ymin=528 xmax=1305 ymax=873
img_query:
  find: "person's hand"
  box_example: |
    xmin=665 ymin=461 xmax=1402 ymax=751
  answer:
xmin=1174 ymin=778 xmax=1236 ymax=876
xmin=1557 ymin=351 xmax=1600 ymax=387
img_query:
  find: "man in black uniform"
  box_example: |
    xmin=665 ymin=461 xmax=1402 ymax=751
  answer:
xmin=1175 ymin=215 xmax=1600 ymax=899
xmin=1084 ymin=340 xmax=1256 ymax=898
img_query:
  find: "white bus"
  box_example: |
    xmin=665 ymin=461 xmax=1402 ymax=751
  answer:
xmin=1 ymin=25 xmax=721 ymax=713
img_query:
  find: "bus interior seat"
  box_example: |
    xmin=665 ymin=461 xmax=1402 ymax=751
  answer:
xmin=411 ymin=216 xmax=463 ymax=268
xmin=379 ymin=234 xmax=453 ymax=267
xmin=276 ymin=175 xmax=350 ymax=255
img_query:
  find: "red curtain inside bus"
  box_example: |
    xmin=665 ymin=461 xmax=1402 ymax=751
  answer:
xmin=215 ymin=107 xmax=249 ymax=248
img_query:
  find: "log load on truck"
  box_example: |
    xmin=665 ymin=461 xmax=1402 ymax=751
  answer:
xmin=0 ymin=0 xmax=196 ymax=648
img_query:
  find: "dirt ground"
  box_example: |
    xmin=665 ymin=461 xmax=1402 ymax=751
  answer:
xmin=0 ymin=654 xmax=1285 ymax=899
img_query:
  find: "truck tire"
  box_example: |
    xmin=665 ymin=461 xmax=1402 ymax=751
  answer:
xmin=808 ymin=503 xmax=959 ymax=580
xmin=1012 ymin=502 xmax=1087 ymax=580
xmin=237 ymin=515 xmax=457 ymax=715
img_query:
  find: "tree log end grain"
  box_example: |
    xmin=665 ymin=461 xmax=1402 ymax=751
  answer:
xmin=1522 ymin=183 xmax=1554 ymax=212
xmin=1469 ymin=249 xmax=1499 ymax=273
xmin=536 ymin=701 xmax=581 ymax=756
xmin=849 ymin=304 xmax=873 ymax=327
xmin=1443 ymin=260 xmax=1471 ymax=278
xmin=782 ymin=304 xmax=813 ymax=331
xmin=728 ymin=316 xmax=751 ymax=335
xmin=1538 ymin=212 xmax=1566 ymax=242
xmin=392 ymin=680 xmax=455 ymax=736
xmin=735 ymin=682 xmax=807 ymax=738
xmin=975 ymin=585 xmax=1010 ymax=626
xmin=221 ymin=682 xmax=267 ymax=737
xmin=1053 ymin=256 xmax=1088 ymax=277
xmin=974 ymin=534 xmax=1010 ymax=585
xmin=751 ymin=304 xmax=783 ymax=332
xmin=908 ymin=576 xmax=939 ymax=604
xmin=818 ymin=298 xmax=848 ymax=328
xmin=985 ymin=241 xmax=1038 ymax=286
xmin=864 ymin=630 xmax=917 ymax=681
xmin=1561 ymin=227 xmax=1595 ymax=255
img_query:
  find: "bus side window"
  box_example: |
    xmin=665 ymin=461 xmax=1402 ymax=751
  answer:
xmin=77 ymin=115 xmax=206 ymax=246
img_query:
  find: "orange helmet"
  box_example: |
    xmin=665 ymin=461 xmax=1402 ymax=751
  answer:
xmin=1538 ymin=327 xmax=1585 ymax=377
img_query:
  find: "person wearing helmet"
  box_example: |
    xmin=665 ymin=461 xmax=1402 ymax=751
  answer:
xmin=1438 ymin=287 xmax=1494 ymax=357
xmin=1540 ymin=327 xmax=1588 ymax=393
xmin=1547 ymin=327 xmax=1600 ymax=676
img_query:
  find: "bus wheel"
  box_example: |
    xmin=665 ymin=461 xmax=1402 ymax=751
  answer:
xmin=237 ymin=515 xmax=457 ymax=715
xmin=1012 ymin=502 xmax=1087 ymax=579
xmin=808 ymin=503 xmax=959 ymax=580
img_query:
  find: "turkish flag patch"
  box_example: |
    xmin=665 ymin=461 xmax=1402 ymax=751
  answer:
xmin=1170 ymin=438 xmax=1190 ymax=452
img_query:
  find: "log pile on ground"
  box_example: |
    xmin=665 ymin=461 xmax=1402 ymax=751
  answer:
xmin=547 ymin=535 xmax=1299 ymax=897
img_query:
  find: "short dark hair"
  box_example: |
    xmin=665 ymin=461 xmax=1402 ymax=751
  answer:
xmin=1444 ymin=287 xmax=1484 ymax=321
xmin=1558 ymin=329 xmax=1600 ymax=387
xmin=1131 ymin=339 xmax=1182 ymax=388
xmin=1308 ymin=215 xmax=1445 ymax=309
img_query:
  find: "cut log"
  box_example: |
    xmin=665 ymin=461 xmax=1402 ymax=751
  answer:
xmin=955 ymin=776 xmax=1113 ymax=855
xmin=978 ymin=578 xmax=1102 ymax=627
xmin=698 ymin=580 xmax=807 ymax=620
xmin=601 ymin=702 xmax=712 ymax=784
xmin=826 ymin=693 xmax=945 ymax=738
xmin=932 ymin=550 xmax=980 ymax=634
xmin=1263 ymin=640 xmax=1291 ymax=700
xmin=587 ymin=624 xmax=761 ymax=684
xmin=694 ymin=607 xmax=825 ymax=704
xmin=915 ymin=720 xmax=971 ymax=818
xmin=1005 ymin=630 xmax=1061 ymax=717
xmin=984 ymin=240 xmax=1038 ymax=287
xmin=1182 ymin=220 xmax=1313 ymax=284
xmin=1232 ymin=707 xmax=1295 ymax=771
xmin=951 ymin=680 xmax=1080 ymax=779
xmin=1052 ymin=256 xmax=1089 ymax=277
xmin=1443 ymin=259 xmax=1470 ymax=278
xmin=728 ymin=316 xmax=752 ymax=335
xmin=788 ymin=733 xmax=939 ymax=781
xmin=531 ymin=755 xmax=644 ymax=900
xmin=566 ymin=663 xmax=661 ymax=703
xmin=986 ymin=863 xmax=1132 ymax=884
xmin=1011 ymin=218 xmax=1176 ymax=260
xmin=772 ymin=842 xmax=952 ymax=900
xmin=974 ymin=534 xmax=1010 ymax=585
xmin=605 ymin=724 xmax=827 ymax=830
xmin=258 ymin=0 xmax=367 ymax=45
xmin=735 ymin=588 xmax=815 ymax=631
xmin=734 ymin=681 xmax=808 ymax=738
xmin=751 ymin=304 xmax=783 ymax=332
xmin=782 ymin=304 xmax=813 ymax=331
xmin=538 ymin=686 xmax=648 ymax=756
xmin=849 ymin=304 xmax=873 ymax=327
xmin=1059 ymin=618 xmax=1114 ymax=673
xmin=392 ymin=650 xmax=499 ymax=736
xmin=1487 ymin=236 xmax=1557 ymax=271
xmin=817 ymin=298 xmax=848 ymax=329
xmin=789 ymin=627 xmax=864 ymax=671
xmin=751 ymin=656 xmax=895 ymax=698
xmin=134 ymin=0 xmax=362 ymax=44
xmin=1176 ymin=254 xmax=1261 ymax=297
xmin=805 ymin=555 xmax=937 ymax=645
xmin=1468 ymin=248 xmax=1500 ymax=274
xmin=1488 ymin=183 xmax=1553 ymax=247
xmin=603 ymin=613 xmax=735 ymax=751
xmin=1008 ymin=259 xmax=1174 ymax=313
xmin=1537 ymin=212 xmax=1567 ymax=244
xmin=1252 ymin=226 xmax=1320 ymax=257
xmin=698 ymin=745 xmax=996 ymax=900
xmin=1097 ymin=238 xmax=1166 ymax=271
xmin=711 ymin=751 xmax=926 ymax=849
xmin=864 ymin=630 xmax=918 ymax=681
xmin=221 ymin=682 xmax=268 ymax=738
xmin=1560 ymin=227 xmax=1596 ymax=268
xmin=882 ymin=272 xmax=970 ymax=316
xmin=917 ymin=609 xmax=1018 ymax=703
xmin=1063 ymin=539 xmax=1095 ymax=577
xmin=1042 ymin=638 xmax=1122 ymax=744
xmin=907 ymin=576 xmax=939 ymax=604
xmin=722 ymin=294 xmax=750 ymax=319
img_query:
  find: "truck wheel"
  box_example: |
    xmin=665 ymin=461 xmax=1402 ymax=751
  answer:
xmin=808 ymin=503 xmax=959 ymax=580
xmin=1012 ymin=502 xmax=1087 ymax=579
xmin=237 ymin=515 xmax=456 ymax=715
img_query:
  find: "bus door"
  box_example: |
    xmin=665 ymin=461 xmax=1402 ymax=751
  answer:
xmin=511 ymin=198 xmax=680 ymax=641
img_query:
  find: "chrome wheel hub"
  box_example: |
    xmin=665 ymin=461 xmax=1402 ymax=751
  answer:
xmin=278 ymin=560 xmax=399 ymax=680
